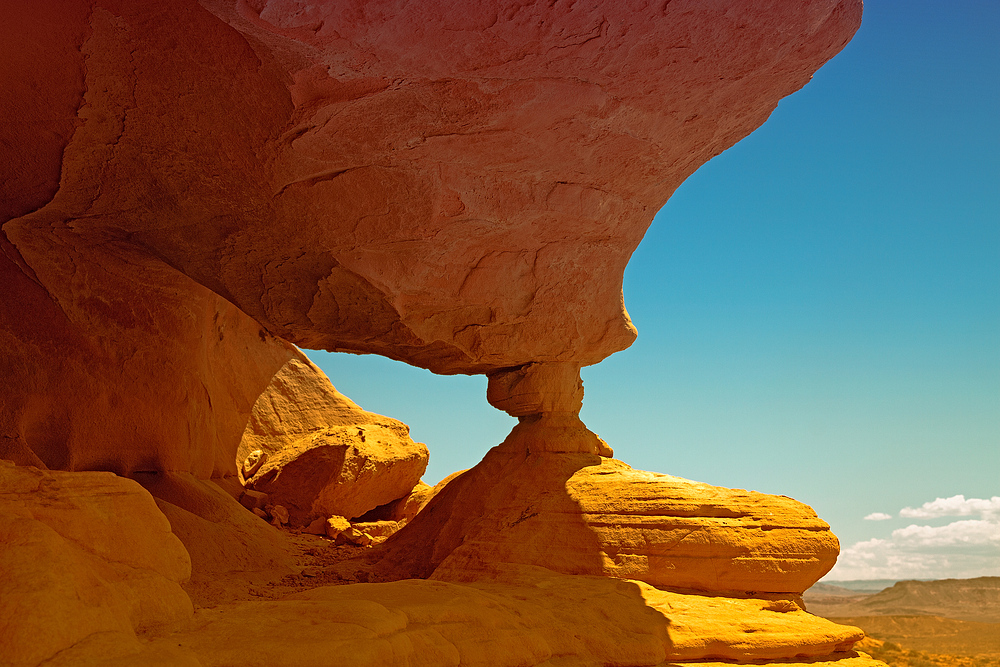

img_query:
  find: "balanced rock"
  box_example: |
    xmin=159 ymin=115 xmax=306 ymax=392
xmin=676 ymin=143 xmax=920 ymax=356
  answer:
xmin=239 ymin=354 xmax=429 ymax=525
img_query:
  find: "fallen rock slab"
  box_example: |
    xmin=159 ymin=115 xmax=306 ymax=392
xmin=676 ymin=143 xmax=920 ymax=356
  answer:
xmin=240 ymin=354 xmax=429 ymax=525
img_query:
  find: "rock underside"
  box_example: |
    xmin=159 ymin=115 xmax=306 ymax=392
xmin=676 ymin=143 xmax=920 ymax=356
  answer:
xmin=0 ymin=0 xmax=878 ymax=665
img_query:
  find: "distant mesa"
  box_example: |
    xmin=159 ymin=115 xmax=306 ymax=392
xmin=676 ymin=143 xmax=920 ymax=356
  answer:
xmin=806 ymin=576 xmax=1000 ymax=624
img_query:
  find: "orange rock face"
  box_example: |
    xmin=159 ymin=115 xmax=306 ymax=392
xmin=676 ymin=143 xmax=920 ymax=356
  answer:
xmin=0 ymin=1 xmax=868 ymax=665
xmin=0 ymin=461 xmax=193 ymax=666
xmin=367 ymin=441 xmax=838 ymax=595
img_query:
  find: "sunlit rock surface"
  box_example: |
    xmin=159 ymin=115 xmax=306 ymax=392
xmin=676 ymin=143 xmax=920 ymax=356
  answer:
xmin=239 ymin=353 xmax=429 ymax=525
xmin=0 ymin=461 xmax=193 ymax=666
xmin=0 ymin=0 xmax=871 ymax=665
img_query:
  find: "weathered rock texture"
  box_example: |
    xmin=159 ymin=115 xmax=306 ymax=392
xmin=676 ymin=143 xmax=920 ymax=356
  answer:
xmin=239 ymin=353 xmax=429 ymax=524
xmin=358 ymin=442 xmax=838 ymax=595
xmin=0 ymin=1 xmax=867 ymax=665
xmin=1 ymin=0 xmax=862 ymax=380
xmin=132 ymin=471 xmax=299 ymax=606
xmin=0 ymin=237 xmax=294 ymax=476
xmin=0 ymin=461 xmax=193 ymax=666
xmin=41 ymin=566 xmax=877 ymax=667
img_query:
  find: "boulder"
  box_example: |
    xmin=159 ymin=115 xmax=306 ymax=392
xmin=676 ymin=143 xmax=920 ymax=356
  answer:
xmin=352 ymin=520 xmax=403 ymax=540
xmin=269 ymin=505 xmax=290 ymax=526
xmin=304 ymin=516 xmax=328 ymax=536
xmin=240 ymin=354 xmax=429 ymax=525
xmin=326 ymin=515 xmax=351 ymax=540
xmin=0 ymin=461 xmax=193 ymax=666
xmin=239 ymin=488 xmax=269 ymax=511
xmin=336 ymin=527 xmax=374 ymax=547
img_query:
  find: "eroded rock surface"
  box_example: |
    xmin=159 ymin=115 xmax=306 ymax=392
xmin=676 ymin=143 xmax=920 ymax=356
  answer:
xmin=0 ymin=1 xmax=868 ymax=665
xmin=359 ymin=442 xmax=837 ymax=595
xmin=47 ymin=566 xmax=874 ymax=667
xmin=239 ymin=353 xmax=429 ymax=525
xmin=1 ymin=0 xmax=862 ymax=376
xmin=0 ymin=461 xmax=193 ymax=666
xmin=132 ymin=471 xmax=299 ymax=606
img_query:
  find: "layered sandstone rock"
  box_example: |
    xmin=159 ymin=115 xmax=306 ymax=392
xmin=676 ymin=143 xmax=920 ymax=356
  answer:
xmin=239 ymin=353 xmax=429 ymax=525
xmin=355 ymin=363 xmax=837 ymax=596
xmin=0 ymin=239 xmax=295 ymax=477
xmin=364 ymin=442 xmax=837 ymax=595
xmin=0 ymin=1 xmax=869 ymax=665
xmin=0 ymin=461 xmax=193 ymax=666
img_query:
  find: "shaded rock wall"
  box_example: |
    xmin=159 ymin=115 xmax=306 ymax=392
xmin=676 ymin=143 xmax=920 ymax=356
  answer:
xmin=0 ymin=237 xmax=293 ymax=476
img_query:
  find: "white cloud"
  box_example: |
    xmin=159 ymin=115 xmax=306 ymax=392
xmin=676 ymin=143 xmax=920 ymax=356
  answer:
xmin=864 ymin=512 xmax=893 ymax=521
xmin=825 ymin=494 xmax=1000 ymax=581
xmin=892 ymin=519 xmax=1000 ymax=549
xmin=899 ymin=495 xmax=1000 ymax=519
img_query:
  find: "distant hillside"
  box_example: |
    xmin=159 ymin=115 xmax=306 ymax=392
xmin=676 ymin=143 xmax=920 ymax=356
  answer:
xmin=820 ymin=579 xmax=912 ymax=593
xmin=808 ymin=583 xmax=870 ymax=597
xmin=807 ymin=576 xmax=1000 ymax=623
xmin=830 ymin=616 xmax=1000 ymax=658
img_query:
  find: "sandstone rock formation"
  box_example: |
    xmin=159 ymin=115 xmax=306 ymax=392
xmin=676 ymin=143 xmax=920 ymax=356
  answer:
xmin=123 ymin=566 xmax=865 ymax=667
xmin=350 ymin=445 xmax=839 ymax=595
xmin=239 ymin=353 xmax=429 ymax=525
xmin=0 ymin=0 xmax=872 ymax=665
xmin=2 ymin=0 xmax=861 ymax=378
xmin=0 ymin=461 xmax=193 ymax=666
xmin=132 ymin=471 xmax=299 ymax=605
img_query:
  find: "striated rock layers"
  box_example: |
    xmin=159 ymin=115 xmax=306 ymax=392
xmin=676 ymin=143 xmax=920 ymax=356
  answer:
xmin=239 ymin=352 xmax=429 ymax=525
xmin=119 ymin=567 xmax=866 ymax=667
xmin=356 ymin=438 xmax=840 ymax=596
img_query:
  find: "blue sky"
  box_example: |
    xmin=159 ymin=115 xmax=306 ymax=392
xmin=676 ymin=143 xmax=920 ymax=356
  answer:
xmin=310 ymin=1 xmax=999 ymax=581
